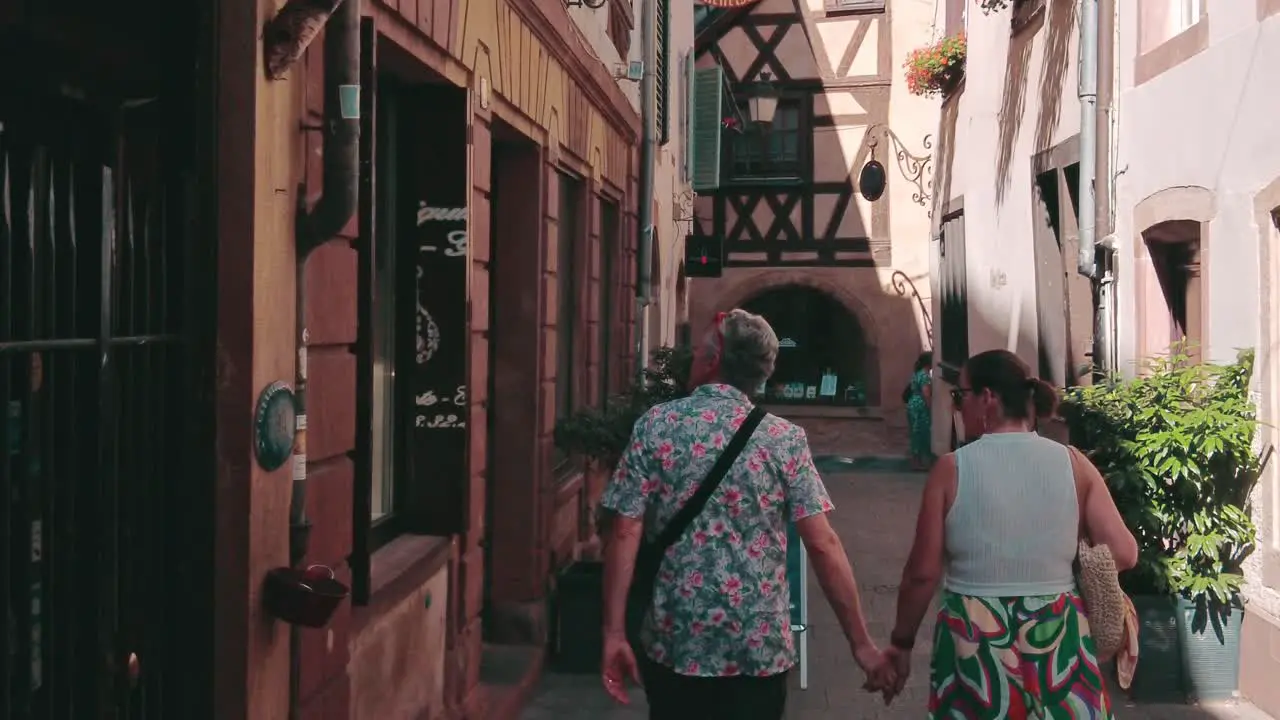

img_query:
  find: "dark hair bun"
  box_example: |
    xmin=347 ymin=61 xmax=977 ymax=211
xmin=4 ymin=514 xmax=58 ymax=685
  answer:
xmin=1026 ymin=378 xmax=1058 ymax=419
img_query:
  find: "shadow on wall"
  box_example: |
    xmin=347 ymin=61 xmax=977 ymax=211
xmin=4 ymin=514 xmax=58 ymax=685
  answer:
xmin=1034 ymin=0 xmax=1078 ymax=156
xmin=994 ymin=0 xmax=1077 ymax=207
xmin=995 ymin=25 xmax=1034 ymax=207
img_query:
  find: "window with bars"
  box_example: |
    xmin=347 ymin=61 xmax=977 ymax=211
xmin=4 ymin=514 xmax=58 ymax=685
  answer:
xmin=728 ymin=100 xmax=802 ymax=180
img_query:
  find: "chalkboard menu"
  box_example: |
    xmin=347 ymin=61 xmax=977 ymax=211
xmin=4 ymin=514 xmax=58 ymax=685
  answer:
xmin=407 ymin=91 xmax=469 ymax=534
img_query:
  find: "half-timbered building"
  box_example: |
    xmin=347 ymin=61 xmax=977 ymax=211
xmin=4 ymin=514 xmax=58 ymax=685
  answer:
xmin=687 ymin=0 xmax=939 ymax=454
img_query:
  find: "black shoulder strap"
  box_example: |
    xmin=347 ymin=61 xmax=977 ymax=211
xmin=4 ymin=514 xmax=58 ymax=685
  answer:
xmin=651 ymin=406 xmax=768 ymax=554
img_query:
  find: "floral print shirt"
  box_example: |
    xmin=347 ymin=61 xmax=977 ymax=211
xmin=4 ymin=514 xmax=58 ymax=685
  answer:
xmin=600 ymin=384 xmax=833 ymax=677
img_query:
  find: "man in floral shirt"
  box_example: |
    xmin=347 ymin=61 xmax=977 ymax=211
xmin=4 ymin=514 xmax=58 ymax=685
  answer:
xmin=599 ymin=309 xmax=890 ymax=719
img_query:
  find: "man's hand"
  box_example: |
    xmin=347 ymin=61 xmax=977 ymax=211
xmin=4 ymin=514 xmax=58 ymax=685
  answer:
xmin=601 ymin=631 xmax=642 ymax=704
xmin=852 ymin=640 xmax=896 ymax=695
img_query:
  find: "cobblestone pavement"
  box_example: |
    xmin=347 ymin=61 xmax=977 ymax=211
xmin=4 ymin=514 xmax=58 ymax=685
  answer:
xmin=521 ymin=470 xmax=1271 ymax=720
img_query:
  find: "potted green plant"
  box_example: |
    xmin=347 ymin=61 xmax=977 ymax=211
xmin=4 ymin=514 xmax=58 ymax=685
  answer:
xmin=1060 ymin=345 xmax=1265 ymax=702
xmin=905 ymin=33 xmax=966 ymax=98
xmin=548 ymin=345 xmax=693 ymax=672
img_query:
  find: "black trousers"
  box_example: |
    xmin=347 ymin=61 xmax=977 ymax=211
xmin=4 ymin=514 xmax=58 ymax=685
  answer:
xmin=640 ymin=657 xmax=789 ymax=720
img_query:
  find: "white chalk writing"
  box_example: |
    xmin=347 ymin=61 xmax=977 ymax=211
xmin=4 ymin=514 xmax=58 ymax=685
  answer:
xmin=419 ymin=230 xmax=467 ymax=258
xmin=415 ymin=386 xmax=466 ymax=408
xmin=415 ymin=265 xmax=441 ymax=365
xmin=416 ymin=204 xmax=467 ymax=224
xmin=415 ymin=413 xmax=466 ymax=429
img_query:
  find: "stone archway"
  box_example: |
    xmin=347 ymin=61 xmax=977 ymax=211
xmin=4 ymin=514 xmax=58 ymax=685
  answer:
xmin=734 ymin=283 xmax=881 ymax=407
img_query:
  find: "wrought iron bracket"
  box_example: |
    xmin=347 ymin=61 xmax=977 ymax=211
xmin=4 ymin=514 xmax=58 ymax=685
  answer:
xmin=890 ymin=270 xmax=934 ymax=345
xmin=865 ymin=124 xmax=934 ymax=214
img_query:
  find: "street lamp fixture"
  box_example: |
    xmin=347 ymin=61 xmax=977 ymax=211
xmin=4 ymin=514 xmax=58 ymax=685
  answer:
xmin=748 ymin=71 xmax=778 ymax=124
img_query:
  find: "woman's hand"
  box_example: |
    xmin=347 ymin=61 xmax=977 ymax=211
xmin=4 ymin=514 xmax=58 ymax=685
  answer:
xmin=879 ymin=645 xmax=912 ymax=703
xmin=853 ymin=640 xmax=897 ymax=695
xmin=601 ymin=630 xmax=642 ymax=704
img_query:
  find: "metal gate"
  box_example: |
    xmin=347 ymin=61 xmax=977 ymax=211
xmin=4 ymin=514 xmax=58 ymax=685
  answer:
xmin=1 ymin=88 xmax=207 ymax=719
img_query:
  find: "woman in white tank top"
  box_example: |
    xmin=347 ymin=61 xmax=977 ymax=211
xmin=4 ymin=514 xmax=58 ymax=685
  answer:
xmin=875 ymin=350 xmax=1137 ymax=719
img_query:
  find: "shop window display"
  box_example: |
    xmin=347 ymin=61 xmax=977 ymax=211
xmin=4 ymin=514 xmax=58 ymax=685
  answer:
xmin=741 ymin=286 xmax=873 ymax=406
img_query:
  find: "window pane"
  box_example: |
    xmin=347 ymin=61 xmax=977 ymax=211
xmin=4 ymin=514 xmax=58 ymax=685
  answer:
xmin=600 ymin=199 xmax=619 ymax=405
xmin=779 ymin=106 xmax=799 ymax=129
xmin=556 ymin=173 xmax=581 ymax=426
xmin=780 ymin=133 xmax=798 ymax=161
xmin=371 ymin=93 xmax=399 ymax=521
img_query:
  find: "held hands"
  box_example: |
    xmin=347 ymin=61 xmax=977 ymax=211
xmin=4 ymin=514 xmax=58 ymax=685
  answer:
xmin=601 ymin=630 xmax=642 ymax=705
xmin=856 ymin=640 xmax=911 ymax=705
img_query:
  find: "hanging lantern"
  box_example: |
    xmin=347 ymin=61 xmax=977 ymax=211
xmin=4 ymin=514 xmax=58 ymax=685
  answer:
xmin=747 ymin=71 xmax=778 ymax=124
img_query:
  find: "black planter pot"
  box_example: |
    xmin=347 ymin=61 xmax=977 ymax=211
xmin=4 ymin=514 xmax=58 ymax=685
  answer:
xmin=1176 ymin=596 xmax=1244 ymax=702
xmin=1127 ymin=594 xmax=1185 ymax=702
xmin=551 ymin=561 xmax=605 ymax=674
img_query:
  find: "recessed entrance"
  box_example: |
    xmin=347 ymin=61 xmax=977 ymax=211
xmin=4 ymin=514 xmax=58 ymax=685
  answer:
xmin=741 ymin=285 xmax=879 ymax=406
xmin=0 ymin=0 xmax=217 ymax=715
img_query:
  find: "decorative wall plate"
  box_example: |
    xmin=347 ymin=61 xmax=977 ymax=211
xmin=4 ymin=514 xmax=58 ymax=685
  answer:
xmin=254 ymin=381 xmax=297 ymax=472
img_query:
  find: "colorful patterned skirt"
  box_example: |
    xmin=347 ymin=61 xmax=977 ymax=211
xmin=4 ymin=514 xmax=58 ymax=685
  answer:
xmin=929 ymin=591 xmax=1114 ymax=719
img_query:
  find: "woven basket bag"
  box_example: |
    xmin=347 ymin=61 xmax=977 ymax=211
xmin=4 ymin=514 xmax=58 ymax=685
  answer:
xmin=1075 ymin=540 xmax=1127 ymax=661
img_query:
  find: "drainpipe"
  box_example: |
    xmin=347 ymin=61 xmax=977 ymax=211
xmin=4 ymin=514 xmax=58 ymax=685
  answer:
xmin=634 ymin=0 xmax=656 ymax=372
xmin=1092 ymin=0 xmax=1119 ymax=375
xmin=290 ymin=0 xmax=361 ymax=717
xmin=1077 ymin=0 xmax=1099 ymax=279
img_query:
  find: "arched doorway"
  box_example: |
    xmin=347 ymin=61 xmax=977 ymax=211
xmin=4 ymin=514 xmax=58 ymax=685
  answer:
xmin=742 ymin=286 xmax=878 ymax=406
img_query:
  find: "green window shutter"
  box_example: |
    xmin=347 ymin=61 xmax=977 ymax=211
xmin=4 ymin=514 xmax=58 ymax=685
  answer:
xmin=691 ymin=65 xmax=723 ymax=192
xmin=656 ymin=0 xmax=671 ymax=145
xmin=681 ymin=52 xmax=693 ymax=185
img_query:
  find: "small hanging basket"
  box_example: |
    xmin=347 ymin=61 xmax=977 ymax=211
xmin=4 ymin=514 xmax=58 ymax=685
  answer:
xmin=905 ymin=34 xmax=967 ymax=99
xmin=263 ymin=564 xmax=349 ymax=628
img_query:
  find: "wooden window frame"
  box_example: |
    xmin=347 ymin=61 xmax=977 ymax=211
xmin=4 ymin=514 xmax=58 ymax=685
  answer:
xmin=554 ymin=171 xmax=587 ymax=472
xmin=1011 ymin=0 xmax=1046 ymax=33
xmin=607 ymin=0 xmax=634 ymax=61
xmin=724 ymin=96 xmax=806 ymax=183
xmin=938 ymin=209 xmax=969 ymax=372
xmin=823 ymin=0 xmax=884 ymax=16
xmin=598 ymin=195 xmax=622 ymax=406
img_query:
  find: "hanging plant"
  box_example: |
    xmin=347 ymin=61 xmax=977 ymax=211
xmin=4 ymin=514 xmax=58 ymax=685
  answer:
xmin=977 ymin=0 xmax=1012 ymax=12
xmin=722 ymin=116 xmax=742 ymax=132
xmin=905 ymin=34 xmax=966 ymax=98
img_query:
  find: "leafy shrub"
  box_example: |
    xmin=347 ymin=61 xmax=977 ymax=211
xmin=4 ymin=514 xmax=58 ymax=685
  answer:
xmin=1060 ymin=345 xmax=1265 ymax=618
xmin=553 ymin=345 xmax=694 ymax=466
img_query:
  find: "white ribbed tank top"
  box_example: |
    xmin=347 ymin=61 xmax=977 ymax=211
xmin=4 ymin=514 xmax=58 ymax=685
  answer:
xmin=943 ymin=432 xmax=1078 ymax=597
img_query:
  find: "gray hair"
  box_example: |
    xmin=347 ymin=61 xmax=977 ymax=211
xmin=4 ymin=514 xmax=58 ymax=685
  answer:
xmin=703 ymin=308 xmax=779 ymax=393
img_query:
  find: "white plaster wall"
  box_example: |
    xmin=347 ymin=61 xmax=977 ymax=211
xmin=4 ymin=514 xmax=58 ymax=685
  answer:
xmin=652 ymin=3 xmax=696 ymax=347
xmin=1113 ymin=5 xmax=1280 ymax=622
xmin=567 ymin=3 xmax=640 ymax=109
xmin=883 ymin=0 xmax=943 ymax=353
xmin=927 ymin=1 xmax=1082 ymax=448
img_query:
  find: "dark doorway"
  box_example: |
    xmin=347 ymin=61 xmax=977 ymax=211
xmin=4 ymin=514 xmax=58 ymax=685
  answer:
xmin=0 ymin=0 xmax=218 ymax=717
xmin=484 ymin=121 xmax=543 ymax=642
xmin=742 ymin=286 xmax=878 ymax=406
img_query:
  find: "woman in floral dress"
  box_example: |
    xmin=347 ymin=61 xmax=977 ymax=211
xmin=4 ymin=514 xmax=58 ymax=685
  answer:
xmin=879 ymin=349 xmax=1138 ymax=718
xmin=906 ymin=351 xmax=935 ymax=470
